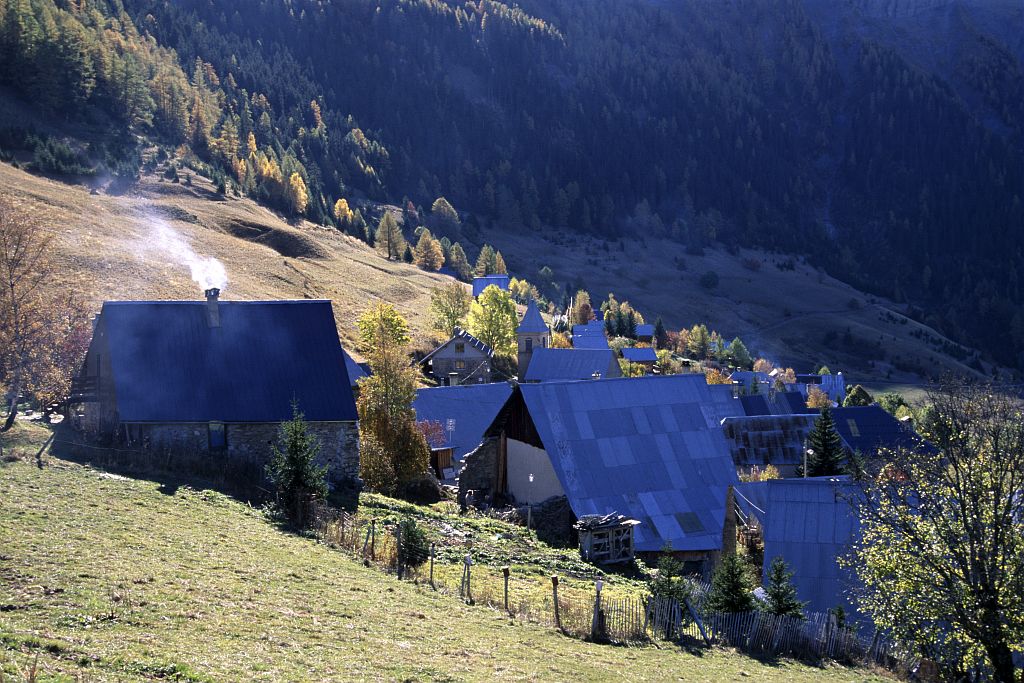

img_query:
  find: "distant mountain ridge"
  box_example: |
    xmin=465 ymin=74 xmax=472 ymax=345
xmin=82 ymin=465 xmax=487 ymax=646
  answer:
xmin=1 ymin=0 xmax=1022 ymax=368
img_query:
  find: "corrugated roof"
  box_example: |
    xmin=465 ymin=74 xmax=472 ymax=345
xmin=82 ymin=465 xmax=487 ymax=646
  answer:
xmin=573 ymin=335 xmax=611 ymax=350
xmin=754 ymin=478 xmax=865 ymax=627
xmin=722 ymin=414 xmax=818 ymax=468
xmin=572 ymin=320 xmax=606 ymax=337
xmin=413 ymin=383 xmax=513 ymax=462
xmin=518 ymin=375 xmax=744 ymax=552
xmin=831 ymin=406 xmax=935 ymax=456
xmin=472 ymin=275 xmax=510 ymax=297
xmin=621 ymin=347 xmax=658 ymax=362
xmin=100 ymin=300 xmax=356 ymax=423
xmin=635 ymin=324 xmax=654 ymax=338
xmin=738 ymin=394 xmax=772 ymax=416
xmin=781 ymin=391 xmax=816 ymax=414
xmin=522 ymin=348 xmax=622 ymax=382
xmin=517 ymin=299 xmax=548 ymax=334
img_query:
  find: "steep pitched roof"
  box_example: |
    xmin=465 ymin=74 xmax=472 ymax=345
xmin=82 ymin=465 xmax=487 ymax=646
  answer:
xmin=722 ymin=413 xmax=818 ymax=469
xmin=413 ymin=382 xmax=513 ymax=462
xmin=621 ymin=347 xmax=658 ymax=363
xmin=98 ymin=300 xmax=356 ymax=423
xmin=517 ymin=374 xmax=744 ymax=552
xmin=472 ymin=275 xmax=510 ymax=297
xmin=572 ymin=321 xmax=610 ymax=350
xmin=342 ymin=348 xmax=369 ymax=387
xmin=517 ymin=299 xmax=548 ymax=334
xmin=522 ymin=348 xmax=622 ymax=382
xmin=831 ymin=406 xmax=935 ymax=456
xmin=419 ymin=327 xmax=494 ymax=364
xmin=635 ymin=324 xmax=655 ymax=338
xmin=745 ymin=478 xmax=865 ymax=627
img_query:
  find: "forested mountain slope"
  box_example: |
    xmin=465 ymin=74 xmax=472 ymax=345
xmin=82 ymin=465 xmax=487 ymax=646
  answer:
xmin=1 ymin=0 xmax=1021 ymax=368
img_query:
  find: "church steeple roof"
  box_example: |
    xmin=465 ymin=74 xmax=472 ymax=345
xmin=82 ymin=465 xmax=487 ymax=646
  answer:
xmin=517 ymin=299 xmax=548 ymax=334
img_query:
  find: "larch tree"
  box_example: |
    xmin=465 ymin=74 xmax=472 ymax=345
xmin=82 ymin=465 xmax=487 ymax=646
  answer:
xmin=570 ymin=290 xmax=593 ymax=326
xmin=806 ymin=385 xmax=832 ymax=409
xmin=686 ymin=324 xmax=711 ymax=360
xmin=493 ymin=251 xmax=507 ymax=275
xmin=0 ymin=195 xmax=53 ymax=431
xmin=430 ymin=196 xmax=460 ymax=232
xmin=374 ymin=212 xmax=405 ymax=261
xmin=447 ymin=242 xmax=472 ymax=281
xmin=355 ymin=303 xmax=429 ymax=497
xmin=413 ymin=229 xmax=444 ymax=271
xmin=474 ymin=244 xmax=497 ymax=277
xmin=428 ymin=281 xmax=471 ymax=338
xmin=467 ymin=285 xmax=518 ymax=357
xmin=846 ymin=384 xmax=1024 ymax=681
xmin=287 ymin=172 xmax=308 ymax=215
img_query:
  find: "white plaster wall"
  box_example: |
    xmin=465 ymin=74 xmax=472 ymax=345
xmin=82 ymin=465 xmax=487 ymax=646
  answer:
xmin=506 ymin=438 xmax=564 ymax=504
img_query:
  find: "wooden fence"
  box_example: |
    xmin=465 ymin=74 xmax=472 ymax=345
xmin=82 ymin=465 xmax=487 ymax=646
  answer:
xmin=310 ymin=504 xmax=917 ymax=674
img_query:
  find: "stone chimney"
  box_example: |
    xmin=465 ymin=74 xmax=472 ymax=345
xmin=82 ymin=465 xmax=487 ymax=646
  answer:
xmin=205 ymin=287 xmax=220 ymax=328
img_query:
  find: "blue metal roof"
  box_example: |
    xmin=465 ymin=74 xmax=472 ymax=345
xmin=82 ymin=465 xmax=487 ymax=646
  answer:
xmin=518 ymin=374 xmax=744 ymax=552
xmin=100 ymin=300 xmax=357 ymax=423
xmin=722 ymin=414 xmax=818 ymax=469
xmin=342 ymin=348 xmax=368 ymax=387
xmin=572 ymin=320 xmax=606 ymax=337
xmin=472 ymin=275 xmax=510 ymax=297
xmin=738 ymin=394 xmax=772 ymax=416
xmin=572 ymin=335 xmax=611 ymax=350
xmin=635 ymin=324 xmax=654 ymax=338
xmin=621 ymin=347 xmax=658 ymax=363
xmin=517 ymin=299 xmax=548 ymax=334
xmin=781 ymin=391 xmax=816 ymax=414
xmin=413 ymin=383 xmax=513 ymax=462
xmin=831 ymin=406 xmax=935 ymax=456
xmin=753 ymin=478 xmax=866 ymax=628
xmin=522 ymin=348 xmax=622 ymax=382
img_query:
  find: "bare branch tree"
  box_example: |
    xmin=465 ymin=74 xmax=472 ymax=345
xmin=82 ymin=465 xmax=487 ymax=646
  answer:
xmin=0 ymin=194 xmax=54 ymax=431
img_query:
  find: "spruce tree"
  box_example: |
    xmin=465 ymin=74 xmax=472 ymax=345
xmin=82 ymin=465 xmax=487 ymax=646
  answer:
xmin=805 ymin=407 xmax=846 ymax=476
xmin=706 ymin=554 xmax=755 ymax=613
xmin=762 ymin=556 xmax=806 ymax=618
xmin=654 ymin=316 xmax=668 ymax=349
xmin=267 ymin=402 xmax=328 ymax=528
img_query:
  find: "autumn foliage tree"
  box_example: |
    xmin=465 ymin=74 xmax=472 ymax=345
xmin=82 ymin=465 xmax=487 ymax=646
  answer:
xmin=428 ymin=281 xmax=471 ymax=338
xmin=355 ymin=303 xmax=429 ymax=497
xmin=467 ymin=285 xmax=518 ymax=357
xmin=374 ymin=212 xmax=405 ymax=261
xmin=412 ymin=229 xmax=444 ymax=271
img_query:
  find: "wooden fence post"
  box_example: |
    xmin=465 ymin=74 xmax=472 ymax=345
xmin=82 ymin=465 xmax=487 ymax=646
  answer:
xmin=502 ymin=566 xmax=510 ymax=614
xmin=396 ymin=524 xmax=403 ymax=579
xmin=370 ymin=519 xmax=376 ymax=562
xmin=429 ymin=543 xmax=436 ymax=590
xmin=591 ymin=579 xmax=604 ymax=641
xmin=551 ymin=575 xmax=561 ymax=631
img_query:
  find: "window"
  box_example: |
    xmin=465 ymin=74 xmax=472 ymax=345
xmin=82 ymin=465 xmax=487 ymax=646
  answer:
xmin=208 ymin=422 xmax=226 ymax=450
xmin=455 ymin=342 xmax=465 ymax=353
xmin=455 ymin=360 xmax=466 ymax=370
xmin=543 ymin=337 xmax=547 ymax=348
xmin=525 ymin=338 xmax=533 ymax=352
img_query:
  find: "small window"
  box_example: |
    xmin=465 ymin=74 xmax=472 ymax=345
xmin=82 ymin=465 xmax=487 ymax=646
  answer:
xmin=525 ymin=338 xmax=533 ymax=352
xmin=847 ymin=419 xmax=860 ymax=437
xmin=455 ymin=360 xmax=466 ymax=370
xmin=208 ymin=422 xmax=226 ymax=450
xmin=543 ymin=337 xmax=547 ymax=348
xmin=455 ymin=342 xmax=465 ymax=353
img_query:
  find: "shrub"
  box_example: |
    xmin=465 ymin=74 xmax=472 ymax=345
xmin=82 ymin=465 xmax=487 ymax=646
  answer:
xmin=398 ymin=518 xmax=430 ymax=568
xmin=266 ymin=402 xmax=328 ymax=528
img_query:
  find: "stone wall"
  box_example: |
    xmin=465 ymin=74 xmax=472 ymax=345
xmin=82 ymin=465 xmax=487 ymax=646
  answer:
xmin=431 ymin=355 xmax=492 ymax=385
xmin=132 ymin=421 xmax=360 ymax=488
xmin=458 ymin=436 xmax=501 ymax=507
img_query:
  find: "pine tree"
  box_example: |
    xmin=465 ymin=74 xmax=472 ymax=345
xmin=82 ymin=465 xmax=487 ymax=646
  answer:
xmin=762 ymin=556 xmax=806 ymax=618
xmin=804 ymin=407 xmax=846 ymax=476
xmin=706 ymin=554 xmax=755 ymax=613
xmin=266 ymin=402 xmax=328 ymax=528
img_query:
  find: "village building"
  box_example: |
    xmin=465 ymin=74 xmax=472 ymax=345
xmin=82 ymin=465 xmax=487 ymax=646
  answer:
xmin=737 ymin=390 xmax=816 ymax=416
xmin=69 ymin=290 xmax=360 ymax=488
xmin=412 ymin=382 xmax=513 ymax=481
xmin=620 ymin=346 xmax=657 ymax=373
xmin=472 ymin=274 xmax=510 ymax=297
xmin=522 ymin=348 xmax=622 ymax=382
xmin=729 ymin=370 xmax=771 ymax=395
xmin=794 ymin=372 xmax=846 ymax=404
xmin=735 ymin=477 xmax=867 ymax=630
xmin=635 ymin=323 xmax=655 ymax=344
xmin=571 ymin=320 xmax=610 ymax=350
xmin=459 ymin=374 xmax=745 ymax=571
xmin=516 ymin=299 xmax=550 ymax=378
xmin=419 ymin=327 xmax=493 ymax=385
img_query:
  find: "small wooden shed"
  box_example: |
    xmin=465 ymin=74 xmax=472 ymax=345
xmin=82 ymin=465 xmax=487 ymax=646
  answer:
xmin=575 ymin=513 xmax=640 ymax=565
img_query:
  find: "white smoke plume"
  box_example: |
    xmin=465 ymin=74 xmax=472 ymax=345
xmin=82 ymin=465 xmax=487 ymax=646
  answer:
xmin=145 ymin=216 xmax=228 ymax=293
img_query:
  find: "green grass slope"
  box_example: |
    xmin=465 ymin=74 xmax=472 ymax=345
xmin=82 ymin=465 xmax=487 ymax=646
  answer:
xmin=0 ymin=427 xmax=887 ymax=682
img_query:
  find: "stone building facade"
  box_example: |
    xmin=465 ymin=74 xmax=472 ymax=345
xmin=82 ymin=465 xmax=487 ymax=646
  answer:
xmin=419 ymin=327 xmax=494 ymax=385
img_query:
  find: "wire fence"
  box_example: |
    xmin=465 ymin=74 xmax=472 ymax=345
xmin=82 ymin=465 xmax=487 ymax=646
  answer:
xmin=310 ymin=503 xmax=918 ymax=674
